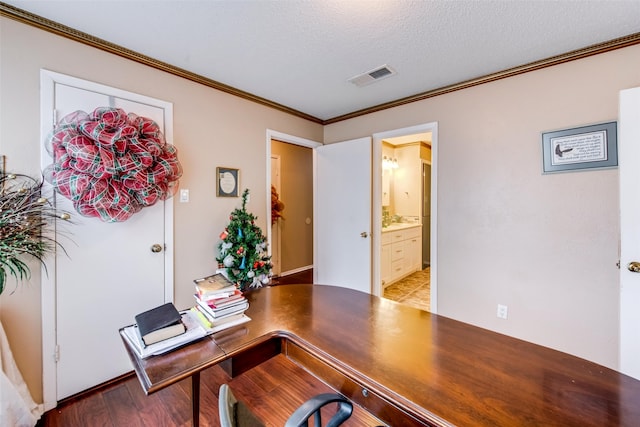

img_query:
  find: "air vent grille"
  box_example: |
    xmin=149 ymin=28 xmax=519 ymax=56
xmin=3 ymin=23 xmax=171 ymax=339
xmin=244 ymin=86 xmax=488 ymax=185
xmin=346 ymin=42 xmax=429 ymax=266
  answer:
xmin=348 ymin=65 xmax=396 ymax=87
xmin=369 ymin=67 xmax=393 ymax=79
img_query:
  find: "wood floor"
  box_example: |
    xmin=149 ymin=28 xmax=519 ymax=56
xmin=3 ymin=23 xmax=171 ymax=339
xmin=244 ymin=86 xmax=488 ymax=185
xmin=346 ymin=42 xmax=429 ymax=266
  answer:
xmin=39 ymin=353 xmax=384 ymax=426
xmin=270 ymin=268 xmax=313 ymax=286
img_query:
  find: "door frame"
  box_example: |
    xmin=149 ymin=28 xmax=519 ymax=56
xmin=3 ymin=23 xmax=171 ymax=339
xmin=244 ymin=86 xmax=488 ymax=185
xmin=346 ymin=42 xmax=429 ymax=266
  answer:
xmin=270 ymin=154 xmax=282 ymax=275
xmin=39 ymin=69 xmax=175 ymax=409
xmin=372 ymin=122 xmax=438 ymax=312
xmin=265 ymin=130 xmax=322 ymax=274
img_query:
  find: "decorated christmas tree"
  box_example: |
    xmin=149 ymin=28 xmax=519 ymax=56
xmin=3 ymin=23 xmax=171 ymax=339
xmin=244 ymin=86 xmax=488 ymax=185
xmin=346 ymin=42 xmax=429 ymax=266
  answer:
xmin=217 ymin=189 xmax=272 ymax=291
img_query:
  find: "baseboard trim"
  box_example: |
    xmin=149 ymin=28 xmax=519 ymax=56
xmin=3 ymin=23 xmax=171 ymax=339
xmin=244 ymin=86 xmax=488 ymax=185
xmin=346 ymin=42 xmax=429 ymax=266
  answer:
xmin=53 ymin=371 xmax=135 ymax=408
xmin=278 ymin=265 xmax=313 ymax=277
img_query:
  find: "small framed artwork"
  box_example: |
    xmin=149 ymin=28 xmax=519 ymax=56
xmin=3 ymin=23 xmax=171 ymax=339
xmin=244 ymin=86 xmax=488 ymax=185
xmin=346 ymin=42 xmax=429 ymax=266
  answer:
xmin=542 ymin=122 xmax=617 ymax=173
xmin=216 ymin=167 xmax=239 ymax=197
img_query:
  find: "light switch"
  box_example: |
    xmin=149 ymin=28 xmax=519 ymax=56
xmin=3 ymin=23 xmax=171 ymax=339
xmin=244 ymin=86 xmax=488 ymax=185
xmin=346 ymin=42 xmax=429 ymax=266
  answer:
xmin=180 ymin=189 xmax=189 ymax=203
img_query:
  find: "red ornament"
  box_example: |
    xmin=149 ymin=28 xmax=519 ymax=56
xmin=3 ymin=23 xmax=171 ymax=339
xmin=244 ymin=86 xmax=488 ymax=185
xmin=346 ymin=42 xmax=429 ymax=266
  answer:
xmin=220 ymin=231 xmax=228 ymax=240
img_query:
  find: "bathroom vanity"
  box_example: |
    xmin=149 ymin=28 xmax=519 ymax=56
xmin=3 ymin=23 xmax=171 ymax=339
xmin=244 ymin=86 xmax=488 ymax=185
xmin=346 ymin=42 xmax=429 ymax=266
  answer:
xmin=381 ymin=223 xmax=422 ymax=288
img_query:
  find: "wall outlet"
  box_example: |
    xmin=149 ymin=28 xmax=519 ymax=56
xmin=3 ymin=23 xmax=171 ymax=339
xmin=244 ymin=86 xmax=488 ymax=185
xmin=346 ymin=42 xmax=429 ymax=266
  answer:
xmin=497 ymin=304 xmax=508 ymax=319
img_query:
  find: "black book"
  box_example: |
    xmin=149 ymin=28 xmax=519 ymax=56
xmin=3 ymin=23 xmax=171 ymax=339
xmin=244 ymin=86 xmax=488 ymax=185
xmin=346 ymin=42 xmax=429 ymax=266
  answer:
xmin=134 ymin=302 xmax=186 ymax=346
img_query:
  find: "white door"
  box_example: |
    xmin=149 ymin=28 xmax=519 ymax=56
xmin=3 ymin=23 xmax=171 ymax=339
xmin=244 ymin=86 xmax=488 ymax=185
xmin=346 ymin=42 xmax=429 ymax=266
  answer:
xmin=314 ymin=137 xmax=372 ymax=293
xmin=619 ymin=86 xmax=640 ymax=380
xmin=40 ymin=71 xmax=173 ymax=402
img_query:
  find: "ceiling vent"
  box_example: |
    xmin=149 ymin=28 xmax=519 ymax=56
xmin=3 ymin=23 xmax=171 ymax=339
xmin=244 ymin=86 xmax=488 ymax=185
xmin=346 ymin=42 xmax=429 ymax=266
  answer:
xmin=348 ymin=65 xmax=397 ymax=87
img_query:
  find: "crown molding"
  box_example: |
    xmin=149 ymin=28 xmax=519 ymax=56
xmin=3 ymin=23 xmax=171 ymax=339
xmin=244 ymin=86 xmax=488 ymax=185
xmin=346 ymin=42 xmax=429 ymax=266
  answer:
xmin=2 ymin=2 xmax=639 ymax=126
xmin=0 ymin=2 xmax=324 ymax=124
xmin=324 ymin=32 xmax=640 ymax=125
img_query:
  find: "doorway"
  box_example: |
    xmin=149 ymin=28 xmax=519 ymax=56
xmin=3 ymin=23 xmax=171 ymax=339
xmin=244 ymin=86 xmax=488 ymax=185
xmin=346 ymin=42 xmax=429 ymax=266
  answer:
xmin=372 ymin=123 xmax=438 ymax=312
xmin=266 ymin=131 xmax=320 ymax=283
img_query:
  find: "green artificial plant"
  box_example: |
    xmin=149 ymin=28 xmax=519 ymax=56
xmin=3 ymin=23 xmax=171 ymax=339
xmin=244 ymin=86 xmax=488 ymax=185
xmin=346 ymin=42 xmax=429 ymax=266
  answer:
xmin=0 ymin=172 xmax=71 ymax=295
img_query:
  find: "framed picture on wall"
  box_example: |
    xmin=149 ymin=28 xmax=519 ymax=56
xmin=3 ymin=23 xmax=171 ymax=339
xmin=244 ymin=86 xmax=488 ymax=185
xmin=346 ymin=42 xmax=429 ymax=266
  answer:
xmin=216 ymin=167 xmax=239 ymax=197
xmin=541 ymin=121 xmax=618 ymax=173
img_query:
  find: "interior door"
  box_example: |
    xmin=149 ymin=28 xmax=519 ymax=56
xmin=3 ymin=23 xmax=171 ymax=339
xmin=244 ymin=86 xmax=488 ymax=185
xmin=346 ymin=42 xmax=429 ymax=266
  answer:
xmin=41 ymin=71 xmax=173 ymax=400
xmin=619 ymin=86 xmax=640 ymax=380
xmin=314 ymin=137 xmax=372 ymax=293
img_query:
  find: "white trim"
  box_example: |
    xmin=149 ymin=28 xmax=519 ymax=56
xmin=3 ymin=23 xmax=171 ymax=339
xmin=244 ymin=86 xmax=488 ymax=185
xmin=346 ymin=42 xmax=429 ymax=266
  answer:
xmin=267 ymin=129 xmax=323 ymax=149
xmin=39 ymin=69 xmax=175 ymax=408
xmin=270 ymin=154 xmax=282 ymax=275
xmin=372 ymin=122 xmax=438 ymax=312
xmin=265 ymin=129 xmax=322 ymax=275
xmin=39 ymin=71 xmax=56 ymax=411
xmin=278 ymin=265 xmax=314 ymax=277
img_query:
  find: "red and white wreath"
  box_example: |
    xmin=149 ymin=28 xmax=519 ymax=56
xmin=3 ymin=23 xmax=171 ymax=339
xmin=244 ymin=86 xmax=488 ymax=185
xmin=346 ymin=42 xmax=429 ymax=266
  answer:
xmin=44 ymin=107 xmax=182 ymax=222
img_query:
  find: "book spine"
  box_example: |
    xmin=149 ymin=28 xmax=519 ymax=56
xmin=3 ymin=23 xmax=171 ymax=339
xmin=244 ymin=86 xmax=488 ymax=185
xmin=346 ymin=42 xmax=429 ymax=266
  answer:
xmin=190 ymin=307 xmax=212 ymax=328
xmin=210 ymin=302 xmax=249 ymax=318
xmin=195 ymin=298 xmax=248 ymax=319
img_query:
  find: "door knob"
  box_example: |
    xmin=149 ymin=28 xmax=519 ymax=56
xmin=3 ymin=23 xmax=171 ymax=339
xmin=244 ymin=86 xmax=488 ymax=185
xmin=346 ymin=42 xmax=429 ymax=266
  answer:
xmin=360 ymin=232 xmax=368 ymax=238
xmin=628 ymin=261 xmax=640 ymax=273
xmin=150 ymin=244 xmax=163 ymax=253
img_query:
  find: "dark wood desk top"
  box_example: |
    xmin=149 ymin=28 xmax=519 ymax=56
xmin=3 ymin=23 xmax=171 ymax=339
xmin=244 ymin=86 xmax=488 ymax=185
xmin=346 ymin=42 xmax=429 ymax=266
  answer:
xmin=122 ymin=284 xmax=640 ymax=426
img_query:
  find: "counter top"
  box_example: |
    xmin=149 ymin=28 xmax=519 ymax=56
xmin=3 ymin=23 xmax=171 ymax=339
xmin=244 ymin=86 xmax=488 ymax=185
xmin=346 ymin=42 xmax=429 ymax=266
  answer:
xmin=381 ymin=222 xmax=422 ymax=232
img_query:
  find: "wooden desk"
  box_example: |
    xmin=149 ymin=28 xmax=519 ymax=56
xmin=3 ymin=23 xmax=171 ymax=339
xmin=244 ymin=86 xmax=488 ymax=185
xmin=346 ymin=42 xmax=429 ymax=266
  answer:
xmin=121 ymin=285 xmax=640 ymax=426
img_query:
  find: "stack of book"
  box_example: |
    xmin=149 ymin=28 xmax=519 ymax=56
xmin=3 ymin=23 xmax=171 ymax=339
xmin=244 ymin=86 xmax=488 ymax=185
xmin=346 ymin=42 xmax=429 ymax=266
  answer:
xmin=192 ymin=273 xmax=251 ymax=333
xmin=122 ymin=302 xmax=207 ymax=359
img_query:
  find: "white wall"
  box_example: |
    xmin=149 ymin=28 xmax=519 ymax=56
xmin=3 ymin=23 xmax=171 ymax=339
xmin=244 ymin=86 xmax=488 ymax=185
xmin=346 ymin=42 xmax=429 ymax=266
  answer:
xmin=325 ymin=44 xmax=640 ymax=370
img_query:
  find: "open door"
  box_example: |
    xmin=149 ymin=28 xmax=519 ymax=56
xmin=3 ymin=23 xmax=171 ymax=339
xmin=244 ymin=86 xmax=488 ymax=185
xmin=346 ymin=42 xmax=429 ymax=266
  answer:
xmin=619 ymin=86 xmax=640 ymax=380
xmin=314 ymin=137 xmax=372 ymax=293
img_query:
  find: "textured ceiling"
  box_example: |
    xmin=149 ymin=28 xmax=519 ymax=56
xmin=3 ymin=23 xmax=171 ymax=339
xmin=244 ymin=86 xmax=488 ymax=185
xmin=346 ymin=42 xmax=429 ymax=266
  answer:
xmin=3 ymin=1 xmax=640 ymax=121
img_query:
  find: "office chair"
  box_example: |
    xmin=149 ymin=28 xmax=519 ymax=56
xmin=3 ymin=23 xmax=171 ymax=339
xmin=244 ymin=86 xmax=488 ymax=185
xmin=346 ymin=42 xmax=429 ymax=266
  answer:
xmin=219 ymin=383 xmax=354 ymax=427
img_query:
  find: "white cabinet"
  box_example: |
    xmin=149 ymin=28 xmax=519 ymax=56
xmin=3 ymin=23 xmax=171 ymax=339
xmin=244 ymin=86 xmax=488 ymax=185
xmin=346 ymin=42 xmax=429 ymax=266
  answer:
xmin=404 ymin=233 xmax=421 ymax=273
xmin=381 ymin=232 xmax=391 ymax=286
xmin=381 ymin=225 xmax=422 ymax=288
xmin=390 ymin=241 xmax=405 ymax=282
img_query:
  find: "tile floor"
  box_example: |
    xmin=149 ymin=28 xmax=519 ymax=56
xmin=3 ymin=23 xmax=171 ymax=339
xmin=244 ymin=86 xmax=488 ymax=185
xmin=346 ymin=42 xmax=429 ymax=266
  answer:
xmin=383 ymin=268 xmax=430 ymax=312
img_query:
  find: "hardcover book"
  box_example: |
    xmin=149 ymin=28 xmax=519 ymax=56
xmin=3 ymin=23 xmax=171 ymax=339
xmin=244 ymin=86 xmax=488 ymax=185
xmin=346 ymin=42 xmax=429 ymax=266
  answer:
xmin=195 ymin=298 xmax=249 ymax=319
xmin=190 ymin=307 xmax=252 ymax=334
xmin=134 ymin=302 xmax=185 ymax=346
xmin=194 ymin=273 xmax=237 ymax=299
xmin=123 ymin=311 xmax=207 ymax=359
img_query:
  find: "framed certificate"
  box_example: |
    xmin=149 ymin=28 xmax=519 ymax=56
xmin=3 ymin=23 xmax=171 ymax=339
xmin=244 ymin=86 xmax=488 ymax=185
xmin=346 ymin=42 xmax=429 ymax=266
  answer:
xmin=216 ymin=167 xmax=239 ymax=197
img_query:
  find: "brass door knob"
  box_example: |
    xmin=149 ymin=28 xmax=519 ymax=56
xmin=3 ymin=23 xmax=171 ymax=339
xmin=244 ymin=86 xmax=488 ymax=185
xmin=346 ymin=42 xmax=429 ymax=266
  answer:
xmin=151 ymin=244 xmax=163 ymax=253
xmin=628 ymin=261 xmax=640 ymax=273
